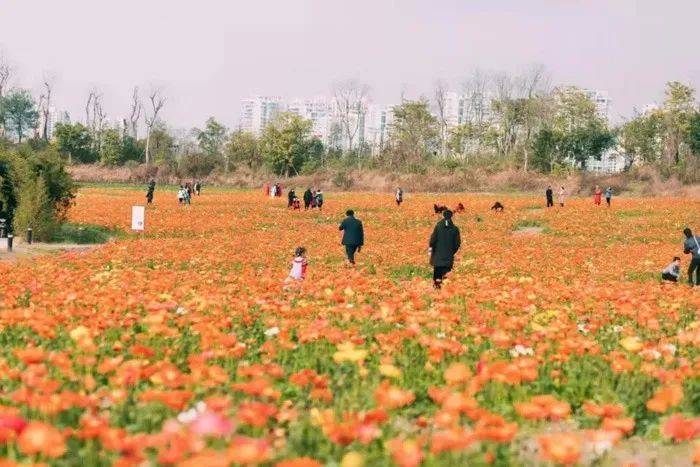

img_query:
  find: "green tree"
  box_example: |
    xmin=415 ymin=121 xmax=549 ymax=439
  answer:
xmin=54 ymin=123 xmax=97 ymax=164
xmin=1 ymin=89 xmax=37 ymax=143
xmin=13 ymin=175 xmax=57 ymax=241
xmin=149 ymin=123 xmax=176 ymax=166
xmin=385 ymin=100 xmax=439 ymax=169
xmin=560 ymin=125 xmax=615 ymax=169
xmin=196 ymin=118 xmax=228 ymax=156
xmin=552 ymin=86 xmax=602 ymax=133
xmin=225 ymin=130 xmax=261 ymax=171
xmin=120 ymin=136 xmax=145 ymax=164
xmin=0 ymin=154 xmax=19 ymax=231
xmin=619 ymin=111 xmax=663 ymax=167
xmin=662 ymin=81 xmax=696 ymax=165
xmin=687 ymin=112 xmax=700 ymax=156
xmin=260 ymin=113 xmax=318 ymax=177
xmin=531 ymin=128 xmax=562 ymax=173
xmin=100 ymin=128 xmax=122 ymax=166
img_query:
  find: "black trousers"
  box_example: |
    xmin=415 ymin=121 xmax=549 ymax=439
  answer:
xmin=345 ymin=245 xmax=359 ymax=264
xmin=688 ymin=258 xmax=700 ymax=285
xmin=433 ymin=265 xmax=452 ymax=288
xmin=546 ymin=198 xmax=553 ymax=207
xmin=662 ymin=272 xmax=678 ymax=282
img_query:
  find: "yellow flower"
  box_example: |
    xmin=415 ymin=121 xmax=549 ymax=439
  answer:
xmin=341 ymin=452 xmax=364 ymax=467
xmin=333 ymin=343 xmax=368 ymax=364
xmin=620 ymin=336 xmax=643 ymax=353
xmin=379 ymin=364 xmax=402 ymax=379
xmin=69 ymin=325 xmax=90 ymax=341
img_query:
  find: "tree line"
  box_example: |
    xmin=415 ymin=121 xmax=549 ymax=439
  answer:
xmin=1 ymin=54 xmax=700 ymax=180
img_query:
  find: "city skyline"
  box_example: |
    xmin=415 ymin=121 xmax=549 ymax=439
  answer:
xmin=3 ymin=0 xmax=700 ymax=130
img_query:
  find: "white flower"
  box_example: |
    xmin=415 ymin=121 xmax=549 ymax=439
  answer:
xmin=663 ymin=343 xmax=677 ymax=355
xmin=175 ymin=307 xmax=187 ymax=316
xmin=612 ymin=325 xmax=623 ymax=333
xmin=436 ymin=332 xmax=446 ymax=339
xmin=577 ymin=323 xmax=589 ymax=334
xmin=589 ymin=439 xmax=612 ymax=457
xmin=264 ymin=326 xmax=280 ymax=337
xmin=641 ymin=349 xmax=661 ymax=360
xmin=177 ymin=408 xmax=198 ymax=424
xmin=195 ymin=400 xmax=207 ymax=412
xmin=509 ymin=344 xmax=534 ymax=357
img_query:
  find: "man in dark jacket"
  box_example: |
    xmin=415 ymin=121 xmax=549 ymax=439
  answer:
xmin=339 ymin=210 xmax=364 ymax=265
xmin=683 ymin=227 xmax=700 ymax=286
xmin=545 ymin=186 xmax=554 ymax=208
xmin=303 ymin=188 xmax=313 ymax=210
xmin=429 ymin=210 xmax=461 ymax=289
xmin=287 ymin=189 xmax=296 ymax=208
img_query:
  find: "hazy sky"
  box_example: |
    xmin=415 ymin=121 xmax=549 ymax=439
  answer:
xmin=2 ymin=0 xmax=699 ymax=129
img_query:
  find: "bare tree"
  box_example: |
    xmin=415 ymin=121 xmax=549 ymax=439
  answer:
xmin=333 ymin=80 xmax=369 ymax=154
xmin=0 ymin=55 xmax=12 ymax=137
xmin=85 ymin=89 xmax=97 ymax=129
xmin=518 ymin=64 xmax=551 ymax=172
xmin=434 ymin=80 xmax=449 ymax=158
xmin=144 ymin=89 xmax=166 ymax=164
xmin=128 ymin=86 xmax=142 ymax=139
xmin=93 ymin=95 xmax=105 ymax=152
xmin=41 ymin=77 xmax=54 ymax=140
xmin=461 ymin=69 xmax=491 ymax=157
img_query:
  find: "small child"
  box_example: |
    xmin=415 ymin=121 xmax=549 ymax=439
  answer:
xmin=177 ymin=186 xmax=185 ymax=205
xmin=661 ymin=256 xmax=681 ymax=282
xmin=287 ymin=247 xmax=308 ymax=281
xmin=292 ymin=197 xmax=301 ymax=210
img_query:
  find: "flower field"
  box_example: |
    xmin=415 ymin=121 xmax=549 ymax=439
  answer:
xmin=2 ymin=187 xmax=700 ymax=466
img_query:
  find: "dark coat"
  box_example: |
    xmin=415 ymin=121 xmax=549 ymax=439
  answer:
xmin=545 ymin=188 xmax=553 ymax=200
xmin=429 ymin=219 xmax=461 ymax=267
xmin=303 ymin=190 xmax=313 ymax=203
xmin=339 ymin=216 xmax=364 ymax=246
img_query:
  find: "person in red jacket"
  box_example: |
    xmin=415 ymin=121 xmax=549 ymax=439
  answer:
xmin=594 ymin=185 xmax=602 ymax=206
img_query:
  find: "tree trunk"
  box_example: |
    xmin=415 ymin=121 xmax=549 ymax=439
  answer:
xmin=145 ymin=128 xmax=152 ymax=164
xmin=523 ymin=147 xmax=529 ymax=172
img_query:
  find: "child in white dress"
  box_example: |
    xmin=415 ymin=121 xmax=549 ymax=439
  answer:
xmin=287 ymin=247 xmax=308 ymax=281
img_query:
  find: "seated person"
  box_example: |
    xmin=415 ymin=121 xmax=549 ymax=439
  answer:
xmin=491 ymin=201 xmax=504 ymax=212
xmin=661 ymin=256 xmax=681 ymax=282
xmin=454 ymin=202 xmax=465 ymax=213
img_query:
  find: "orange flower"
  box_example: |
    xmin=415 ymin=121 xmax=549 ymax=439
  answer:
xmin=374 ymin=380 xmax=415 ymax=410
xmin=662 ymin=414 xmax=700 ymax=442
xmin=443 ymin=362 xmax=471 ymax=386
xmin=227 ymin=436 xmax=271 ymax=465
xmin=539 ymin=432 xmax=581 ymax=465
xmin=646 ymin=384 xmax=683 ymax=413
xmin=275 ymin=457 xmax=323 ymax=467
xmin=386 ymin=438 xmax=424 ymax=467
xmin=17 ymin=422 xmax=66 ymax=458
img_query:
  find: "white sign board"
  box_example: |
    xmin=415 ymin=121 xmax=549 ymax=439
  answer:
xmin=131 ymin=205 xmax=145 ymax=231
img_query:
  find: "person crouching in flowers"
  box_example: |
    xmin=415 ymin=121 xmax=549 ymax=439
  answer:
xmin=661 ymin=256 xmax=681 ymax=283
xmin=287 ymin=247 xmax=308 ymax=282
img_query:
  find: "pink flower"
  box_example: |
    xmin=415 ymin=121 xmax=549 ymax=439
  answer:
xmin=0 ymin=415 xmax=28 ymax=434
xmin=189 ymin=411 xmax=234 ymax=438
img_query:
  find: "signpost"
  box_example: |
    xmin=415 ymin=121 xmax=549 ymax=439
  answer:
xmin=131 ymin=206 xmax=145 ymax=231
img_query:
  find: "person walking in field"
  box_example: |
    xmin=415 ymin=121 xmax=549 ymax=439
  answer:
xmin=303 ymin=188 xmax=313 ymax=210
xmin=546 ymin=185 xmax=554 ymax=208
xmin=177 ymin=185 xmax=185 ymax=205
xmin=558 ymin=186 xmax=566 ymax=207
xmin=146 ymin=179 xmax=155 ymax=204
xmin=395 ymin=187 xmax=403 ymax=206
xmin=339 ymin=210 xmax=364 ymax=266
xmin=605 ymin=187 xmax=612 ymax=207
xmin=594 ymin=185 xmax=602 ymax=206
xmin=661 ymin=256 xmax=681 ymax=283
xmin=194 ymin=181 xmax=201 ymax=196
xmin=429 ymin=209 xmax=461 ymax=289
xmin=288 ymin=189 xmax=296 ymax=208
xmin=683 ymin=228 xmax=700 ymax=286
xmin=315 ymin=190 xmax=324 ymax=211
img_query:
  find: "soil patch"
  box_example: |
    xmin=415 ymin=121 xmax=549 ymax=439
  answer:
xmin=0 ymin=237 xmax=102 ymax=262
xmin=513 ymin=226 xmax=544 ymax=236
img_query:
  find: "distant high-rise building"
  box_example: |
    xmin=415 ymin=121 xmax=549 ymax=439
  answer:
xmin=37 ymin=107 xmax=70 ymax=140
xmin=364 ymin=104 xmax=394 ymax=156
xmin=287 ymin=97 xmax=333 ymax=144
xmin=239 ymin=96 xmax=282 ymax=135
xmin=584 ymin=89 xmax=611 ymax=122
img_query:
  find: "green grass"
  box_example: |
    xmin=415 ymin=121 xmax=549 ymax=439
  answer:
xmin=512 ymin=219 xmax=544 ymax=230
xmin=51 ymin=223 xmax=121 ymax=244
xmin=388 ymin=264 xmax=432 ymax=282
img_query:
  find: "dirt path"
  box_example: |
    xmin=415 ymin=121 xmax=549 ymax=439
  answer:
xmin=0 ymin=237 xmax=102 ymax=262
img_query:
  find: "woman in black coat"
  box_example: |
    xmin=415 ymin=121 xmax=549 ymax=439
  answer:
xmin=429 ymin=210 xmax=461 ymax=289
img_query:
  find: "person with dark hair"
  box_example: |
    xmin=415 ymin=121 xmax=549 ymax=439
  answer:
xmin=594 ymin=185 xmax=602 ymax=206
xmin=661 ymin=257 xmax=681 ymax=282
xmin=429 ymin=210 xmax=461 ymax=289
xmin=194 ymin=181 xmax=201 ymax=195
xmin=454 ymin=202 xmax=465 ymax=213
xmin=434 ymin=204 xmax=447 ymax=214
xmin=683 ymin=228 xmax=700 ymax=286
xmin=146 ymin=179 xmax=155 ymax=204
xmin=339 ymin=209 xmax=364 ymax=266
xmin=491 ymin=201 xmax=504 ymax=212
xmin=605 ymin=187 xmax=612 ymax=207
xmin=315 ymin=190 xmax=324 ymax=211
xmin=303 ymin=188 xmax=313 ymax=210
xmin=288 ymin=189 xmax=296 ymax=208
xmin=287 ymin=246 xmax=308 ymax=281
xmin=546 ymin=186 xmax=554 ymax=208
xmin=395 ymin=187 xmax=403 ymax=206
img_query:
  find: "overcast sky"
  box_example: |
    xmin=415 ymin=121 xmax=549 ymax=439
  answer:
xmin=2 ymin=0 xmax=699 ymax=129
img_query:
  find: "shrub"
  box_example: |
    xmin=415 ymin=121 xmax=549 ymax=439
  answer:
xmin=13 ymin=176 xmax=58 ymax=241
xmin=52 ymin=223 xmax=115 ymax=244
